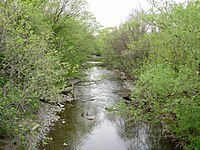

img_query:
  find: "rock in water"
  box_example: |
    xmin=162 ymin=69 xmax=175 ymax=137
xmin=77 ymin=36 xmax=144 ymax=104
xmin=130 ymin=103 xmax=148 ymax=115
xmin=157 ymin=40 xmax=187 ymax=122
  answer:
xmin=87 ymin=116 xmax=96 ymax=120
xmin=63 ymin=143 xmax=68 ymax=146
xmin=30 ymin=124 xmax=40 ymax=131
xmin=123 ymin=96 xmax=131 ymax=101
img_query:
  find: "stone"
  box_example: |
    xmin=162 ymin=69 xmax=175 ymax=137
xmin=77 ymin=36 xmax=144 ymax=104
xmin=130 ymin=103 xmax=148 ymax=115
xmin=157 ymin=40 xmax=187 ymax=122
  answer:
xmin=30 ymin=124 xmax=40 ymax=131
xmin=63 ymin=143 xmax=68 ymax=146
xmin=60 ymin=104 xmax=65 ymax=108
xmin=87 ymin=116 xmax=96 ymax=120
xmin=112 ymin=107 xmax=117 ymax=111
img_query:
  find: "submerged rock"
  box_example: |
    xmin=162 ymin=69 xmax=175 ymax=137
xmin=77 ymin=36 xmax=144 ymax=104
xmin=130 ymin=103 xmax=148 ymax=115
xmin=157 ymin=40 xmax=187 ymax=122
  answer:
xmin=87 ymin=116 xmax=96 ymax=120
xmin=61 ymin=119 xmax=66 ymax=124
xmin=63 ymin=143 xmax=68 ymax=146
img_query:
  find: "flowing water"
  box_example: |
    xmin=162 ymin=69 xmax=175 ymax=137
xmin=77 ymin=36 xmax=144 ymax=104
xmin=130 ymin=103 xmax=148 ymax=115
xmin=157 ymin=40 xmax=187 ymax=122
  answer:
xmin=40 ymin=62 xmax=177 ymax=150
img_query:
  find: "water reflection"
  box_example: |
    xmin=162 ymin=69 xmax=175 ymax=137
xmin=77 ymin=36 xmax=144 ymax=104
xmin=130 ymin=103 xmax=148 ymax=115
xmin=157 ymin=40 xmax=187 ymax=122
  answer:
xmin=40 ymin=64 xmax=176 ymax=150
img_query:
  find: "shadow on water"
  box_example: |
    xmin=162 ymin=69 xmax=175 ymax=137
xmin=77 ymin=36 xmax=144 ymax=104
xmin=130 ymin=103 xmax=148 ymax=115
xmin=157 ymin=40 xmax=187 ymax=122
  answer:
xmin=40 ymin=62 xmax=177 ymax=150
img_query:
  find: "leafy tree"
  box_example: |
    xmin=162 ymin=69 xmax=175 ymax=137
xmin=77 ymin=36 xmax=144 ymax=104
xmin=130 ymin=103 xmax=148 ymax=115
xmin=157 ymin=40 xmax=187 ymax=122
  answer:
xmin=99 ymin=0 xmax=200 ymax=148
xmin=0 ymin=0 xmax=97 ymax=148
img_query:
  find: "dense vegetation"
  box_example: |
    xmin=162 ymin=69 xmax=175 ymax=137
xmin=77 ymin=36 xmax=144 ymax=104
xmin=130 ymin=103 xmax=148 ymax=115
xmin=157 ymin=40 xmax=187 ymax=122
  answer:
xmin=0 ymin=0 xmax=99 ymax=148
xmin=1 ymin=0 xmax=199 ymax=149
xmin=97 ymin=0 xmax=200 ymax=149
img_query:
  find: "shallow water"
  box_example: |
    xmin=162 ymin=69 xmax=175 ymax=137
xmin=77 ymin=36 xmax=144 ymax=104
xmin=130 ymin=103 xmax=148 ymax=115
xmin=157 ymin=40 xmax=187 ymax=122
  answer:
xmin=40 ymin=63 xmax=177 ymax=150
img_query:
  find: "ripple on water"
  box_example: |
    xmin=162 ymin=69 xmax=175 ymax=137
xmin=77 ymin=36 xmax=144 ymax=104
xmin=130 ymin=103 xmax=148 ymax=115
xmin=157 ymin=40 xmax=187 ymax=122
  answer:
xmin=40 ymin=64 xmax=177 ymax=150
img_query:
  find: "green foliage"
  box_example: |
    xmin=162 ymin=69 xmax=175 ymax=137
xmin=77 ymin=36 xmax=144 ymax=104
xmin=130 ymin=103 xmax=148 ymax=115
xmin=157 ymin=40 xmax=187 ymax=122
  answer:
xmin=97 ymin=14 xmax=149 ymax=76
xmin=99 ymin=0 xmax=200 ymax=148
xmin=0 ymin=0 xmax=97 ymax=148
xmin=52 ymin=17 xmax=96 ymax=76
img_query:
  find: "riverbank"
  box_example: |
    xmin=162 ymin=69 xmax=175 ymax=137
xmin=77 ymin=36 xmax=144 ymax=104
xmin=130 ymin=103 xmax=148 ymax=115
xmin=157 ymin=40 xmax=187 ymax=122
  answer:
xmin=0 ymin=95 xmax=75 ymax=150
xmin=39 ymin=62 xmax=178 ymax=150
xmin=26 ymin=81 xmax=80 ymax=149
xmin=0 ymin=60 xmax=181 ymax=150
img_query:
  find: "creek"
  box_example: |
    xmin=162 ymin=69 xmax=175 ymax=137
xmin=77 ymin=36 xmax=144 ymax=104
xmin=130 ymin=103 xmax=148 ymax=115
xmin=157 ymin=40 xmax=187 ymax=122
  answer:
xmin=40 ymin=62 xmax=177 ymax=150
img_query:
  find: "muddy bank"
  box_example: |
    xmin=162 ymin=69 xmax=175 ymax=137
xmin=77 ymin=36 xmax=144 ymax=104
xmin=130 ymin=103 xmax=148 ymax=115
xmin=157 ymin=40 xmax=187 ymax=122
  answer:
xmin=26 ymin=103 xmax=61 ymax=149
xmin=26 ymin=91 xmax=78 ymax=149
xmin=0 ymin=102 xmax=62 ymax=150
xmin=1 ymin=91 xmax=76 ymax=149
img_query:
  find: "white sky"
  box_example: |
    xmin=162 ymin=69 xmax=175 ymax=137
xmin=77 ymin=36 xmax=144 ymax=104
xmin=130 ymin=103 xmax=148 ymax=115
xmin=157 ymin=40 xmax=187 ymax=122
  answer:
xmin=86 ymin=0 xmax=187 ymax=27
